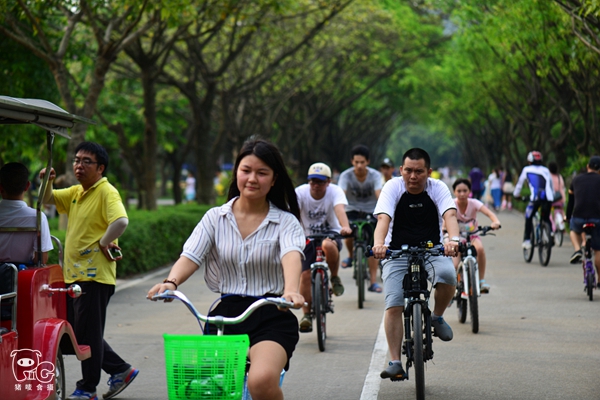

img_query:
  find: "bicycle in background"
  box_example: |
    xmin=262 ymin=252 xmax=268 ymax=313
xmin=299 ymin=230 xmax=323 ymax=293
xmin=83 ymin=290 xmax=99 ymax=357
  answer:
xmin=349 ymin=213 xmax=376 ymax=309
xmin=369 ymin=242 xmax=445 ymax=400
xmin=455 ymin=226 xmax=499 ymax=334
xmin=152 ymin=290 xmax=297 ymax=400
xmin=549 ymin=205 xmax=565 ymax=247
xmin=581 ymin=223 xmax=597 ymax=301
xmin=305 ymin=232 xmax=343 ymax=351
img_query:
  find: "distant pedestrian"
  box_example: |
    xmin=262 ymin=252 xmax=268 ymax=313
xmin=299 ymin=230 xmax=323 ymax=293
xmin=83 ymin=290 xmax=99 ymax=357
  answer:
xmin=501 ymin=167 xmax=515 ymax=211
xmin=469 ymin=166 xmax=484 ymax=200
xmin=488 ymin=168 xmax=503 ymax=210
xmin=185 ymin=171 xmax=196 ymax=202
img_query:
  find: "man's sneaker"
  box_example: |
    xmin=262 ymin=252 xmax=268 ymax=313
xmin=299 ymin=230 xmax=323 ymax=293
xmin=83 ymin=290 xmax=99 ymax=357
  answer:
xmin=480 ymin=280 xmax=490 ymax=294
xmin=522 ymin=240 xmax=532 ymax=250
xmin=67 ymin=389 xmax=98 ymax=400
xmin=570 ymin=250 xmax=583 ymax=264
xmin=299 ymin=314 xmax=312 ymax=333
xmin=431 ymin=316 xmax=453 ymax=341
xmin=103 ymin=367 xmax=139 ymax=399
xmin=380 ymin=361 xmax=407 ymax=381
xmin=331 ymin=276 xmax=344 ymax=296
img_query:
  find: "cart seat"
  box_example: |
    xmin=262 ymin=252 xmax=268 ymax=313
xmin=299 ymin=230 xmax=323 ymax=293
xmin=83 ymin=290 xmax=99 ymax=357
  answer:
xmin=0 ymin=263 xmax=17 ymax=329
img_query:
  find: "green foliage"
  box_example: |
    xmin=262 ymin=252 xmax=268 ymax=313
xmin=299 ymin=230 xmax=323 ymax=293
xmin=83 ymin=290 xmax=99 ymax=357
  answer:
xmin=48 ymin=203 xmax=210 ymax=277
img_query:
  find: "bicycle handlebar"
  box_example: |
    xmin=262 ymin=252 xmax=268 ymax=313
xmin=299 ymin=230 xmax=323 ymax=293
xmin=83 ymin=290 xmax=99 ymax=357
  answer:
xmin=152 ymin=290 xmax=298 ymax=328
xmin=305 ymin=232 xmax=349 ymax=244
xmin=463 ymin=225 xmax=500 ymax=237
xmin=366 ymin=243 xmax=446 ymax=259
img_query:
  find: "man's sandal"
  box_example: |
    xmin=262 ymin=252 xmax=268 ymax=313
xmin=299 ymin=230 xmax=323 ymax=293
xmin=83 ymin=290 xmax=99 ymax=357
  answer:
xmin=368 ymin=283 xmax=383 ymax=293
xmin=341 ymin=257 xmax=353 ymax=269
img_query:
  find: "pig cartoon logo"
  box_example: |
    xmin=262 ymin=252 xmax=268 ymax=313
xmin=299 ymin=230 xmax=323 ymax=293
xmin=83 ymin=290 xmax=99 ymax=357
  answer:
xmin=10 ymin=349 xmax=55 ymax=383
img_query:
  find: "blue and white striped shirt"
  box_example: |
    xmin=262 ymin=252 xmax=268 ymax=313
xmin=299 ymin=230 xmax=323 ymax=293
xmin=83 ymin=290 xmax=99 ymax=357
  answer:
xmin=181 ymin=198 xmax=305 ymax=296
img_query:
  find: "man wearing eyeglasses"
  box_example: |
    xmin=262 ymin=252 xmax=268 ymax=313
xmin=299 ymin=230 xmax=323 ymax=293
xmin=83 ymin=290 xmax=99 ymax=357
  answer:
xmin=39 ymin=142 xmax=138 ymax=400
xmin=295 ymin=162 xmax=352 ymax=332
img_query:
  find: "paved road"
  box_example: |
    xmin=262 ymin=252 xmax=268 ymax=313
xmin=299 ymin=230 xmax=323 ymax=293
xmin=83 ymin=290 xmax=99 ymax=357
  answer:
xmin=63 ymin=210 xmax=600 ymax=399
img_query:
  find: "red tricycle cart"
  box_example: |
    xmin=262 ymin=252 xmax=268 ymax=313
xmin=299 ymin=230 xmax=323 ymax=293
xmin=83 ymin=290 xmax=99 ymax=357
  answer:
xmin=0 ymin=96 xmax=94 ymax=400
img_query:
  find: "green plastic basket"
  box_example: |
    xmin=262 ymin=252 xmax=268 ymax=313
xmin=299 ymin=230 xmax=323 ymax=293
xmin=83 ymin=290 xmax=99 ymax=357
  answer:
xmin=163 ymin=334 xmax=250 ymax=400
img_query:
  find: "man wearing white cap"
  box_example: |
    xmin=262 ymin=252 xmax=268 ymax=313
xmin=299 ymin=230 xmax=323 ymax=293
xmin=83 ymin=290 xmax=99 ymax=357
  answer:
xmin=295 ymin=162 xmax=352 ymax=332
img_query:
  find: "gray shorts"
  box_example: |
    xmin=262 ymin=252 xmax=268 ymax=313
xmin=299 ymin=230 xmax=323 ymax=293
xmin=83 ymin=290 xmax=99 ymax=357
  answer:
xmin=381 ymin=255 xmax=457 ymax=309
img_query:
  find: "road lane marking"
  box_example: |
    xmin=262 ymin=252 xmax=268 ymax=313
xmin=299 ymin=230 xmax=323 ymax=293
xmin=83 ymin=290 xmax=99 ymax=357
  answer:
xmin=360 ymin=314 xmax=387 ymax=399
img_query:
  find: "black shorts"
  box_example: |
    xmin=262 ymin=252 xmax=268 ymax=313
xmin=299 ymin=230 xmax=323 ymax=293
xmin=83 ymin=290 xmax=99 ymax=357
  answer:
xmin=207 ymin=295 xmax=299 ymax=370
xmin=302 ymin=234 xmax=342 ymax=271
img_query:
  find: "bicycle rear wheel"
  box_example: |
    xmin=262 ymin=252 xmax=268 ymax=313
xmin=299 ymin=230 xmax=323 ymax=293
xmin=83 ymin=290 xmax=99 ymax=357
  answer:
xmin=585 ymin=264 xmax=594 ymax=302
xmin=456 ymin=263 xmax=467 ymax=324
xmin=356 ymin=246 xmax=365 ymax=309
xmin=538 ymin=221 xmax=552 ymax=266
xmin=314 ymin=271 xmax=327 ymax=351
xmin=412 ymin=303 xmax=425 ymax=400
xmin=466 ymin=259 xmax=479 ymax=334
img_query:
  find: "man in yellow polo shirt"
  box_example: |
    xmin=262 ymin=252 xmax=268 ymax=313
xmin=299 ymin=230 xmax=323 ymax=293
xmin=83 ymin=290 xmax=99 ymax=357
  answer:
xmin=40 ymin=142 xmax=138 ymax=400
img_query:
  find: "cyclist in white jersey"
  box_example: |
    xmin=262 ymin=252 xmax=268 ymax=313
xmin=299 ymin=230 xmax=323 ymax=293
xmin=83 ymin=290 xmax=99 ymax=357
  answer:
xmin=513 ymin=151 xmax=555 ymax=250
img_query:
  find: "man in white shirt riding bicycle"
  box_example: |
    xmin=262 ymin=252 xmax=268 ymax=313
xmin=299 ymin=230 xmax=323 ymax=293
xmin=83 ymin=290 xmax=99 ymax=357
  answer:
xmin=513 ymin=151 xmax=555 ymax=250
xmin=295 ymin=163 xmax=352 ymax=332
xmin=371 ymin=148 xmax=460 ymax=381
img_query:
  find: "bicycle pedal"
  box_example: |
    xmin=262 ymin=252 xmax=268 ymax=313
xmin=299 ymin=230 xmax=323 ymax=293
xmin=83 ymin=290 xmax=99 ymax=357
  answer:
xmin=390 ymin=375 xmax=408 ymax=382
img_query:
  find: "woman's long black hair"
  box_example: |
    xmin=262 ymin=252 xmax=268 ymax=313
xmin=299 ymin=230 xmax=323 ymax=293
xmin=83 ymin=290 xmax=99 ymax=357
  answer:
xmin=227 ymin=138 xmax=301 ymax=220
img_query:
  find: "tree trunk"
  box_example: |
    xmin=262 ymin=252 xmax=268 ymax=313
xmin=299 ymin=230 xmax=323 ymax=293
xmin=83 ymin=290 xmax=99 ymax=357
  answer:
xmin=140 ymin=68 xmax=158 ymax=210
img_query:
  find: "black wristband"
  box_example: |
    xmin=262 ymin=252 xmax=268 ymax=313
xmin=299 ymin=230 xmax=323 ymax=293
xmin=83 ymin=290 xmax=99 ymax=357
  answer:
xmin=163 ymin=279 xmax=178 ymax=290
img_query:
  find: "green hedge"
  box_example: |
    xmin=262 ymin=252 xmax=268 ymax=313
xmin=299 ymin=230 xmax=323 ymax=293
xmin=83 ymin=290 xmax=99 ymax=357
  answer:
xmin=49 ymin=203 xmax=210 ymax=277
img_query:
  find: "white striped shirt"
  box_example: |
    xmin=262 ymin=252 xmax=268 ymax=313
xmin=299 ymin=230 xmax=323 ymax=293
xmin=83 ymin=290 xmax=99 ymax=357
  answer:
xmin=181 ymin=198 xmax=305 ymax=296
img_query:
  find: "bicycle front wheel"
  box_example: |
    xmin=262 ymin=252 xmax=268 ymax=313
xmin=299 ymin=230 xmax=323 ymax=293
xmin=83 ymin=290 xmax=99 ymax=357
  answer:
xmin=412 ymin=303 xmax=425 ymax=400
xmin=538 ymin=222 xmax=552 ymax=266
xmin=555 ymin=229 xmax=564 ymax=247
xmin=314 ymin=271 xmax=327 ymax=351
xmin=456 ymin=263 xmax=467 ymax=324
xmin=466 ymin=259 xmax=479 ymax=334
xmin=356 ymin=246 xmax=366 ymax=309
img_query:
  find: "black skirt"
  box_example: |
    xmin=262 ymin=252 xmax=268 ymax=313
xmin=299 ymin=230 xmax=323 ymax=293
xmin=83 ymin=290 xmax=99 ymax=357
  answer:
xmin=207 ymin=295 xmax=299 ymax=370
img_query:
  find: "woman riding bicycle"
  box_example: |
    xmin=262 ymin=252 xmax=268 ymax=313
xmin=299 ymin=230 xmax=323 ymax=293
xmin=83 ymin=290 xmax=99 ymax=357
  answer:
xmin=449 ymin=178 xmax=501 ymax=293
xmin=548 ymin=161 xmax=566 ymax=234
xmin=147 ymin=138 xmax=305 ymax=400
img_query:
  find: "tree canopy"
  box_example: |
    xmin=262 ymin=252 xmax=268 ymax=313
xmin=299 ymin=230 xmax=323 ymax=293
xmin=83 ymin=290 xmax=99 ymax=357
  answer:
xmin=1 ymin=0 xmax=598 ymax=207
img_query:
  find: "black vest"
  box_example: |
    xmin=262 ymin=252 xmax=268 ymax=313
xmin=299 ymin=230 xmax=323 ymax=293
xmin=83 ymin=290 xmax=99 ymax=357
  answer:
xmin=390 ymin=190 xmax=440 ymax=249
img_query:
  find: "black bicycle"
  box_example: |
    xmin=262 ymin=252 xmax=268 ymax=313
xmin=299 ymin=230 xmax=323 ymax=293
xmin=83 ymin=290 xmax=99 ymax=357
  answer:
xmin=306 ymin=232 xmax=343 ymax=351
xmin=523 ymin=204 xmax=553 ymax=266
xmin=349 ymin=213 xmax=376 ymax=309
xmin=369 ymin=242 xmax=444 ymax=400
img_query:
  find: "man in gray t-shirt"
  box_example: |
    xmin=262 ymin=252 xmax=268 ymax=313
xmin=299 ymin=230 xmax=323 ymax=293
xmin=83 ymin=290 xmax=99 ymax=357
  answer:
xmin=337 ymin=145 xmax=383 ymax=293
